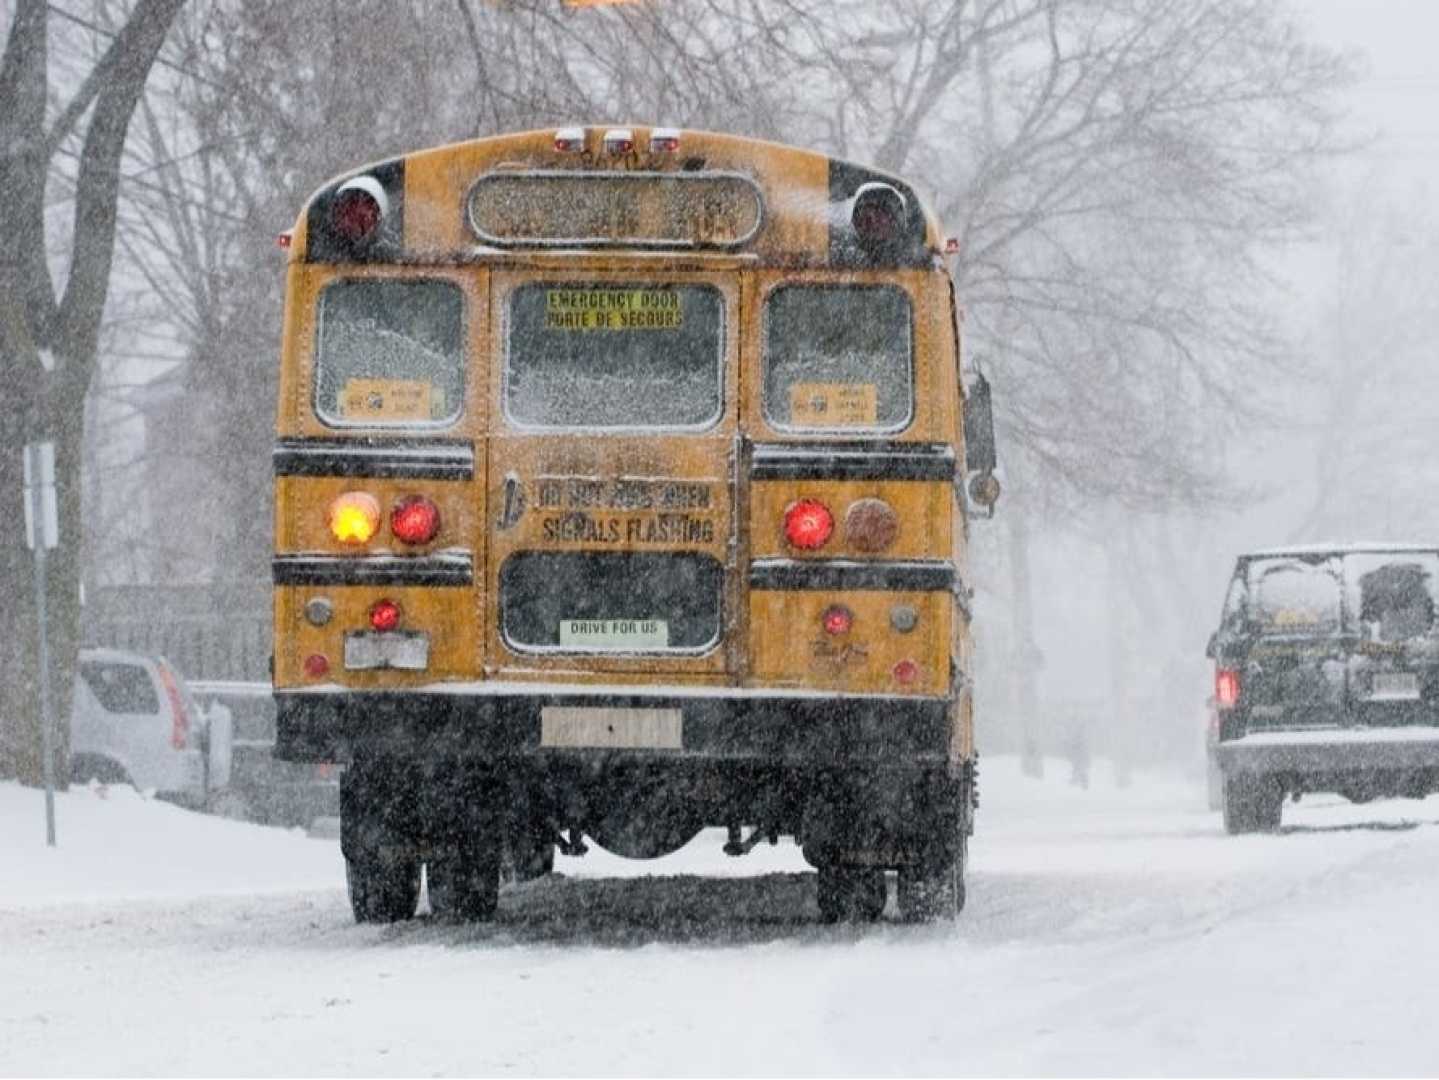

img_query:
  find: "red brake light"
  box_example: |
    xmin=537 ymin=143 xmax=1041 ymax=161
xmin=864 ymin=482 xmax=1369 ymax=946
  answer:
xmin=822 ymin=605 xmax=853 ymax=635
xmin=784 ymin=499 xmax=834 ymax=550
xmin=391 ymin=495 xmax=440 ymax=545
xmin=156 ymin=663 xmax=189 ymax=750
xmin=1215 ymin=667 xmax=1241 ymax=709
xmin=369 ymin=599 xmax=402 ymax=633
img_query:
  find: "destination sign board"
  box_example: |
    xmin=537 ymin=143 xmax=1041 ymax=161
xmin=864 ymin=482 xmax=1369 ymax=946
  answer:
xmin=468 ymin=170 xmax=763 ymax=250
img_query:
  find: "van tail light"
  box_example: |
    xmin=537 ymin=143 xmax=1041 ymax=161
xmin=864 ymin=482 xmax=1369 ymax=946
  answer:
xmin=784 ymin=499 xmax=834 ymax=550
xmin=156 ymin=662 xmax=189 ymax=750
xmin=1215 ymin=667 xmax=1241 ymax=709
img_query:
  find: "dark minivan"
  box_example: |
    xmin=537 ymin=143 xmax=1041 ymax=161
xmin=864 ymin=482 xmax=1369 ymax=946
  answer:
xmin=1210 ymin=544 xmax=1439 ymax=832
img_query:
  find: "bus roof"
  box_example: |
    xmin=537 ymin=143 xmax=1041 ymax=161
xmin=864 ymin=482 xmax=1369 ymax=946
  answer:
xmin=289 ymin=125 xmax=947 ymax=270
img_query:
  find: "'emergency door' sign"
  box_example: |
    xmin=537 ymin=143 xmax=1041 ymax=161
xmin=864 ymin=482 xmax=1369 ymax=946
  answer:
xmin=544 ymin=289 xmax=683 ymax=331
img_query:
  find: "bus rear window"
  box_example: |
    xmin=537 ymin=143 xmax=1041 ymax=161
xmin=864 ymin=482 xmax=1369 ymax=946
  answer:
xmin=313 ymin=279 xmax=464 ymax=426
xmin=505 ymin=283 xmax=723 ymax=429
xmin=764 ymin=285 xmax=913 ymax=431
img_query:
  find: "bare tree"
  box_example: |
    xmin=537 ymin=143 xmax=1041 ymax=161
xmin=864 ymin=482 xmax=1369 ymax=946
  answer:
xmin=0 ymin=0 xmax=187 ymax=782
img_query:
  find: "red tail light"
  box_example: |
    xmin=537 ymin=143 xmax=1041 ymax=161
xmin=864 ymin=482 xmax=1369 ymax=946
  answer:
xmin=155 ymin=662 xmax=189 ymax=750
xmin=784 ymin=499 xmax=834 ymax=550
xmin=369 ymin=599 xmax=402 ymax=633
xmin=822 ymin=605 xmax=853 ymax=635
xmin=391 ymin=495 xmax=440 ymax=545
xmin=1215 ymin=667 xmax=1241 ymax=709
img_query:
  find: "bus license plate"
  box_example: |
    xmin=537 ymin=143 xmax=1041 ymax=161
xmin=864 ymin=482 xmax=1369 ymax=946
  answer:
xmin=1372 ymin=671 xmax=1419 ymax=699
xmin=540 ymin=707 xmax=682 ymax=749
xmin=343 ymin=631 xmax=430 ymax=671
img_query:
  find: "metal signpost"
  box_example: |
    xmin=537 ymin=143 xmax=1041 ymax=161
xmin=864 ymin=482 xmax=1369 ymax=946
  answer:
xmin=23 ymin=441 xmax=60 ymax=846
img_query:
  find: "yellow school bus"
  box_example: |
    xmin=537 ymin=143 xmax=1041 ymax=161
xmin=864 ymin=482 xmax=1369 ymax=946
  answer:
xmin=271 ymin=125 xmax=999 ymax=925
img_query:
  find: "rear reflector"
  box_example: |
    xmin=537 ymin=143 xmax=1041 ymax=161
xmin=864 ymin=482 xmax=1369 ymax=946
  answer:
xmin=303 ymin=654 xmax=330 ymax=679
xmin=892 ymin=659 xmax=920 ymax=685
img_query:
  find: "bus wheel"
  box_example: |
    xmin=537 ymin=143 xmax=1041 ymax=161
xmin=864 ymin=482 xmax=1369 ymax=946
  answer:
xmin=816 ymin=865 xmax=886 ymax=923
xmin=341 ymin=759 xmax=421 ymax=923
xmin=426 ymin=841 xmax=502 ymax=921
xmin=898 ymin=856 xmax=965 ymax=923
xmin=346 ymin=854 xmax=421 ymax=923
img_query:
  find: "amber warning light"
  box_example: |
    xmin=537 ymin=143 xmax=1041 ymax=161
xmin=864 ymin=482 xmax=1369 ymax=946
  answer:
xmin=328 ymin=492 xmax=381 ymax=545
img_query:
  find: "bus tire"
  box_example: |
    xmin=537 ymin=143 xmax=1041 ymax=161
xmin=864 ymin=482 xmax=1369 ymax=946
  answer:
xmin=816 ymin=865 xmax=886 ymax=923
xmin=341 ymin=759 xmax=421 ymax=923
xmin=346 ymin=854 xmax=421 ymax=923
xmin=898 ymin=852 xmax=965 ymax=923
xmin=426 ymin=841 xmax=502 ymax=921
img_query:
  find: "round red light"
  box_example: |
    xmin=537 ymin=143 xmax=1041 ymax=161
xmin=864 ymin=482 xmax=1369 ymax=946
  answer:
xmin=784 ymin=499 xmax=834 ymax=550
xmin=892 ymin=659 xmax=920 ymax=685
xmin=822 ymin=605 xmax=854 ymax=635
xmin=303 ymin=654 xmax=330 ymax=679
xmin=391 ymin=495 xmax=441 ymax=545
xmin=852 ymin=184 xmax=906 ymax=247
xmin=369 ymin=599 xmax=402 ymax=633
xmin=330 ymin=188 xmax=381 ymax=242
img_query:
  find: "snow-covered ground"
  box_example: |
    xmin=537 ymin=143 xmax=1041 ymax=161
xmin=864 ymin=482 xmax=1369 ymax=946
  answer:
xmin=3 ymin=759 xmax=1439 ymax=1076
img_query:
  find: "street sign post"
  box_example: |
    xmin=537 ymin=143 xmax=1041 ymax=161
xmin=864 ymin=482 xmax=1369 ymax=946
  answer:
xmin=23 ymin=441 xmax=59 ymax=847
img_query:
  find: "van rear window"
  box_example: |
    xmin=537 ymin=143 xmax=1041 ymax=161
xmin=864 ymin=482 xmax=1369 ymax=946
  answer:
xmin=80 ymin=662 xmax=160 ymax=715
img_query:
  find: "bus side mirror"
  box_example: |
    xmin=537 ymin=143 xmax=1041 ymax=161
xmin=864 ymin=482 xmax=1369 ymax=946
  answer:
xmin=963 ymin=372 xmax=1000 ymax=514
xmin=964 ymin=372 xmax=997 ymax=473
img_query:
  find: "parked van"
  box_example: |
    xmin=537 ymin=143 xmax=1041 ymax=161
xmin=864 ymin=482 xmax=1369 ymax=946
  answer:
xmin=70 ymin=648 xmax=232 ymax=808
xmin=1208 ymin=544 xmax=1439 ymax=832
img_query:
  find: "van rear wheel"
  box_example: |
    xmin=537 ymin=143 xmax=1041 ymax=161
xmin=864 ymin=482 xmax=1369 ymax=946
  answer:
xmin=1223 ymin=774 xmax=1283 ymax=834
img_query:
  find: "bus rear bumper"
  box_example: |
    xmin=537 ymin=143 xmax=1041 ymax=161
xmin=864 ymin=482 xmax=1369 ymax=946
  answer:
xmin=274 ymin=685 xmax=952 ymax=767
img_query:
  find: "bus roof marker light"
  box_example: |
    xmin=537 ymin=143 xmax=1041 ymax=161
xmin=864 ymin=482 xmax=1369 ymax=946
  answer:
xmin=649 ymin=128 xmax=681 ymax=153
xmin=603 ymin=128 xmax=635 ymax=155
xmin=330 ymin=175 xmax=388 ymax=245
xmin=554 ymin=127 xmax=586 ymax=153
xmin=851 ymin=182 xmax=907 ymax=250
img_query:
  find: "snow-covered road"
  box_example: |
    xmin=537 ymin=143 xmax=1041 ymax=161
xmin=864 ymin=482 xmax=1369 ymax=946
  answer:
xmin=4 ymin=760 xmax=1439 ymax=1076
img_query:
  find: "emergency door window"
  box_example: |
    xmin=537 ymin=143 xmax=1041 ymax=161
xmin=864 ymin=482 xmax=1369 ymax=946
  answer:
xmin=764 ymin=284 xmax=913 ymax=431
xmin=314 ymin=279 xmax=464 ymax=426
xmin=505 ymin=283 xmax=723 ymax=429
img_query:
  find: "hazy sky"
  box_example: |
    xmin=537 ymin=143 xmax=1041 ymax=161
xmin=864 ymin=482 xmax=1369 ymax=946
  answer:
xmin=1304 ymin=0 xmax=1439 ymax=193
